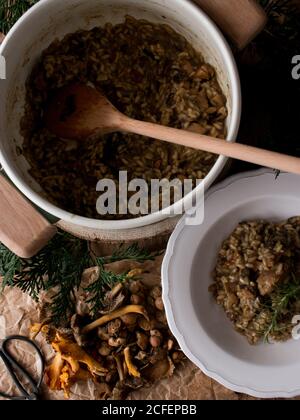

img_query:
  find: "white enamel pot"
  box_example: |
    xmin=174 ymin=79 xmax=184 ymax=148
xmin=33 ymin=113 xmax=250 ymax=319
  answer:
xmin=0 ymin=0 xmax=242 ymax=254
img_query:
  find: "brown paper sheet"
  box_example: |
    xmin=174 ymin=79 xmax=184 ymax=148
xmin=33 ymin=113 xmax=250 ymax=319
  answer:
xmin=0 ymin=257 xmax=264 ymax=400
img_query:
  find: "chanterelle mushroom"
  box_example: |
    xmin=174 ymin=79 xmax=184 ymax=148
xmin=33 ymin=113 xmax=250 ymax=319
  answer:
xmin=35 ymin=272 xmax=182 ymax=400
xmin=124 ymin=347 xmax=140 ymax=378
xmin=52 ymin=333 xmax=107 ymax=376
xmin=100 ymin=283 xmax=126 ymax=315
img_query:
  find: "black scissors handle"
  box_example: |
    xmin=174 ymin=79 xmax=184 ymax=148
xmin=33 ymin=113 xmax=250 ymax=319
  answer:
xmin=0 ymin=335 xmax=44 ymax=400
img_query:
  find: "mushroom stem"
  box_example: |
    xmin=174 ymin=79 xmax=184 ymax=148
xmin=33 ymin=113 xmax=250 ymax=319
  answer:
xmin=110 ymin=283 xmax=123 ymax=298
xmin=124 ymin=347 xmax=140 ymax=378
xmin=82 ymin=305 xmax=149 ymax=333
xmin=114 ymin=355 xmax=125 ymax=382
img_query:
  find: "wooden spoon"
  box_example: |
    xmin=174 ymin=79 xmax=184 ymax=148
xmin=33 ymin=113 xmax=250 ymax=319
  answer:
xmin=45 ymin=83 xmax=300 ymax=175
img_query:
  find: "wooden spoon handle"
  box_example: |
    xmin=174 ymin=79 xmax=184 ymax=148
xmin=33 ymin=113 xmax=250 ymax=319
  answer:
xmin=120 ymin=118 xmax=300 ymax=175
xmin=0 ymin=175 xmax=57 ymax=258
xmin=194 ymin=0 xmax=267 ymax=49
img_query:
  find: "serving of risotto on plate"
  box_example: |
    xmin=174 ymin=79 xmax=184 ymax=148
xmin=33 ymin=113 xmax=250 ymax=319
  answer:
xmin=210 ymin=217 xmax=300 ymax=345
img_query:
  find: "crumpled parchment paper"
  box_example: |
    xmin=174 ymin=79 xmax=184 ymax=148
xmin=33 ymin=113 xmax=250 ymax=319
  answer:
xmin=0 ymin=256 xmax=258 ymax=400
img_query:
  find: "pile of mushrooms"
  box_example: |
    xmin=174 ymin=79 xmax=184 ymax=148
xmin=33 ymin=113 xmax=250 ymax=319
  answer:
xmin=31 ymin=268 xmax=184 ymax=399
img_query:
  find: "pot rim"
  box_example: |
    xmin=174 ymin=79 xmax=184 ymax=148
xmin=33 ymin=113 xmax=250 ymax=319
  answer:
xmin=0 ymin=0 xmax=241 ymax=230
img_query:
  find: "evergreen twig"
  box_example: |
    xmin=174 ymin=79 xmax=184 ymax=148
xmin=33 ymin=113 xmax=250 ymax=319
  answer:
xmin=0 ymin=230 xmax=158 ymax=325
xmin=85 ymin=270 xmax=128 ymax=317
xmin=262 ymin=274 xmax=300 ymax=342
xmin=0 ymin=0 xmax=39 ymax=34
xmin=108 ymin=243 xmax=161 ymax=263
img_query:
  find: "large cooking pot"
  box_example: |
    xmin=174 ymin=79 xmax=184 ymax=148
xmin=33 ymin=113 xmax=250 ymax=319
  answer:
xmin=0 ymin=0 xmax=244 ymax=254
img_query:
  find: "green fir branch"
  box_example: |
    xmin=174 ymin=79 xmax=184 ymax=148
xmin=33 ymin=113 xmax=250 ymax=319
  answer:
xmin=108 ymin=243 xmax=161 ymax=263
xmin=0 ymin=231 xmax=157 ymax=325
xmin=85 ymin=270 xmax=128 ymax=317
xmin=0 ymin=0 xmax=39 ymax=34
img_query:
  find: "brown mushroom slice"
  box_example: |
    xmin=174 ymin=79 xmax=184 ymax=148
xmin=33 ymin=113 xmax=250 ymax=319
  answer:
xmin=114 ymin=355 xmax=125 ymax=381
xmin=52 ymin=334 xmax=107 ymax=376
xmin=82 ymin=305 xmax=149 ymax=333
xmin=136 ymin=331 xmax=148 ymax=350
xmin=70 ymin=314 xmax=89 ymax=347
xmin=76 ymin=266 xmax=101 ymax=316
xmin=143 ymin=356 xmax=175 ymax=382
xmin=124 ymin=347 xmax=140 ymax=378
xmin=30 ymin=323 xmax=50 ymax=340
xmin=257 ymin=269 xmax=285 ymax=296
xmin=108 ymin=337 xmax=127 ymax=347
xmin=100 ymin=283 xmax=126 ymax=315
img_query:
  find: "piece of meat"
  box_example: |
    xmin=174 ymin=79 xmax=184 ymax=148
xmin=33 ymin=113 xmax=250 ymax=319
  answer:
xmin=257 ymin=270 xmax=283 ymax=296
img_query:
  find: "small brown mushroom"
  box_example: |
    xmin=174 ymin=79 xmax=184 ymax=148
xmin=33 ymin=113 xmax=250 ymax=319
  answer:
xmin=130 ymin=294 xmax=144 ymax=305
xmin=138 ymin=318 xmax=151 ymax=331
xmin=138 ymin=317 xmax=157 ymax=331
xmin=129 ymin=280 xmax=143 ymax=294
xmin=156 ymin=311 xmax=167 ymax=326
xmin=172 ymin=351 xmax=184 ymax=364
xmin=97 ymin=327 xmax=110 ymax=341
xmin=98 ymin=342 xmax=112 ymax=357
xmin=107 ymin=319 xmax=122 ymax=336
xmin=135 ymin=351 xmax=148 ymax=361
xmin=167 ymin=339 xmax=174 ymax=351
xmin=119 ymin=329 xmax=128 ymax=339
xmin=150 ymin=286 xmax=162 ymax=299
xmin=100 ymin=284 xmax=126 ymax=315
xmin=155 ymin=297 xmax=164 ymax=311
xmin=136 ymin=331 xmax=148 ymax=350
xmin=105 ymin=355 xmax=116 ymax=370
xmin=150 ymin=330 xmax=163 ymax=348
xmin=105 ymin=371 xmax=117 ymax=384
xmin=114 ymin=355 xmax=125 ymax=381
xmin=121 ymin=313 xmax=137 ymax=326
xmin=108 ymin=337 xmax=126 ymax=347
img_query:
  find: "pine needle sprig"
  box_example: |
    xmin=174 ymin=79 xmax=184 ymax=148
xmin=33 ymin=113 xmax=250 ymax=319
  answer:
xmin=260 ymin=0 xmax=300 ymax=42
xmin=0 ymin=242 xmax=23 ymax=288
xmin=108 ymin=243 xmax=161 ymax=263
xmin=0 ymin=231 xmax=93 ymax=323
xmin=0 ymin=230 xmax=159 ymax=324
xmin=85 ymin=270 xmax=128 ymax=317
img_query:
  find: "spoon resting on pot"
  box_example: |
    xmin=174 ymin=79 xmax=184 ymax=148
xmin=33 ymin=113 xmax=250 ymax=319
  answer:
xmin=45 ymin=83 xmax=300 ymax=175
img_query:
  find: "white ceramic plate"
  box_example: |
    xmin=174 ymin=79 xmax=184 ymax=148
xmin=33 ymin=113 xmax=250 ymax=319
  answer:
xmin=162 ymin=168 xmax=300 ymax=398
